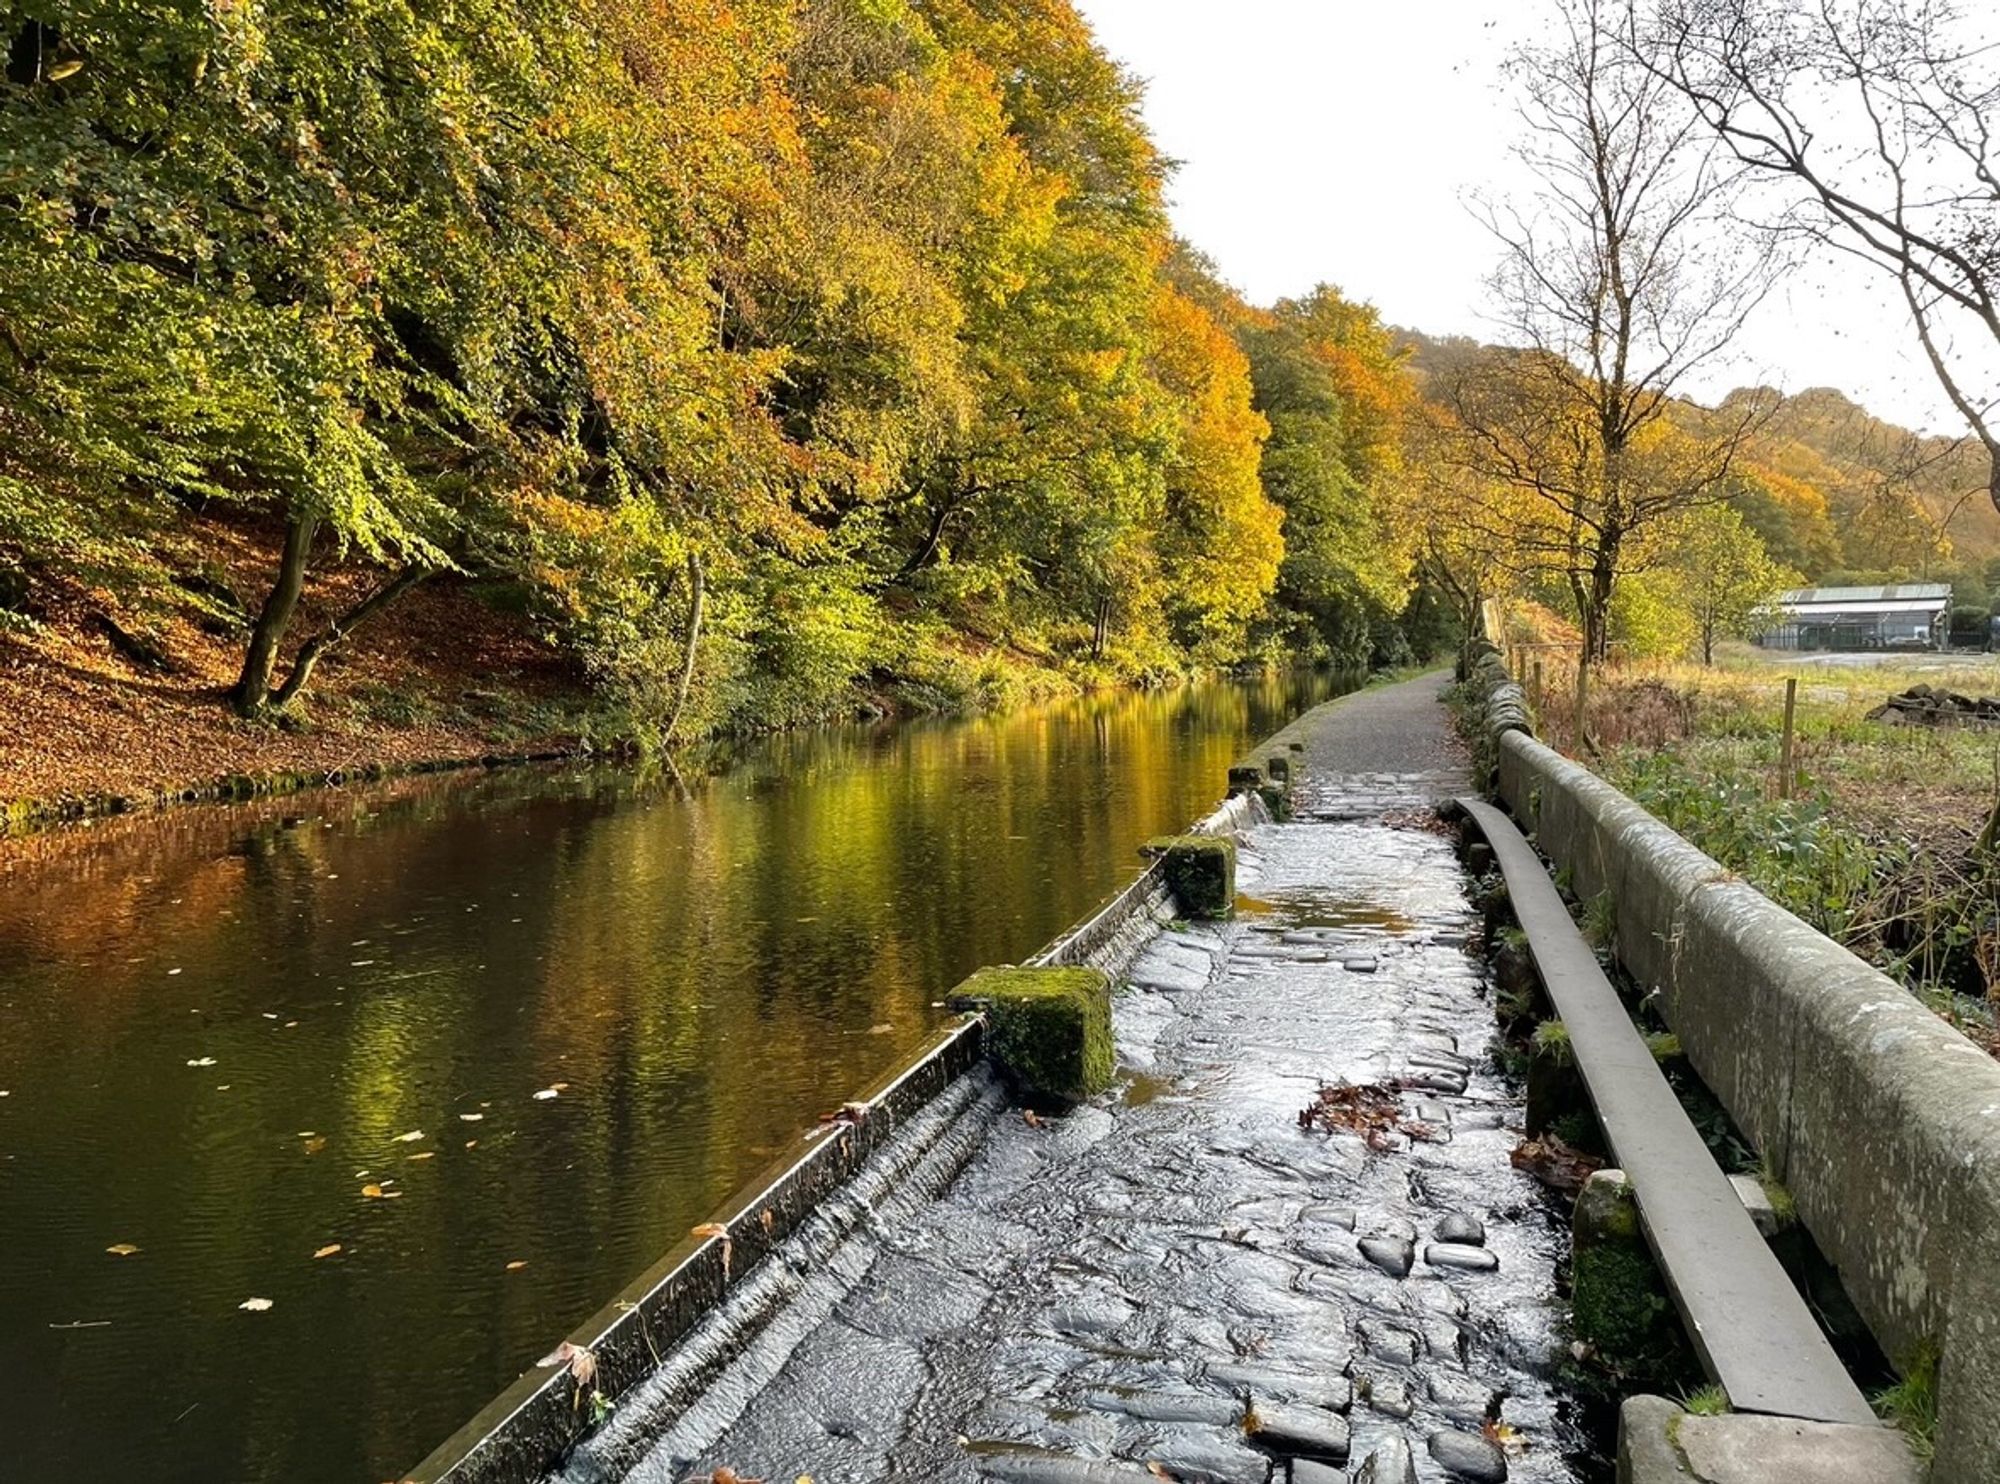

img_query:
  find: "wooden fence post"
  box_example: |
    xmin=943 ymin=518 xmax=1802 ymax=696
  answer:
xmin=1779 ymin=677 xmax=1798 ymax=800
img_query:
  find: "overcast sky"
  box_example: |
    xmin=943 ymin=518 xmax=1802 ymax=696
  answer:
xmin=1073 ymin=0 xmax=1961 ymax=433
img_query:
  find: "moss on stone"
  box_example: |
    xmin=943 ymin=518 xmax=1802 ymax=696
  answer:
xmin=1141 ymin=834 xmax=1237 ymax=919
xmin=1572 ymin=1170 xmax=1692 ymax=1384
xmin=952 ymin=965 xmax=1112 ymax=1105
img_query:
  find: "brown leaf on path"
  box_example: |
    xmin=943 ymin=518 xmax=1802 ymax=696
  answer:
xmin=1509 ymin=1133 xmax=1601 ymax=1192
xmin=313 ymin=1244 xmax=342 ymax=1259
xmin=105 ymin=1243 xmax=140 ymax=1256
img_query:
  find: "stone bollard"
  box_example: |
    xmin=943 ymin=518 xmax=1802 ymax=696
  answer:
xmin=1573 ymin=1169 xmax=1688 ymax=1384
xmin=1141 ymin=834 xmax=1237 ymax=918
xmin=1266 ymin=753 xmax=1292 ymax=784
xmin=947 ymin=965 xmax=1112 ymax=1105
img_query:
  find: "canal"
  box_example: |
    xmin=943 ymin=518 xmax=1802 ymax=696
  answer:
xmin=0 ymin=671 xmax=1342 ymax=1483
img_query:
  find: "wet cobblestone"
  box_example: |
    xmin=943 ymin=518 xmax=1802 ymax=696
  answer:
xmin=572 ymin=755 xmax=1586 ymax=1484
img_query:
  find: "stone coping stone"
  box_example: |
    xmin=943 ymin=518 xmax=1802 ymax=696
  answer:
xmin=1615 ymin=1395 xmax=1927 ymax=1484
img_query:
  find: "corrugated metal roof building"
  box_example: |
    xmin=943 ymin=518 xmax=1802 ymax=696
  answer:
xmin=1755 ymin=583 xmax=1951 ymax=651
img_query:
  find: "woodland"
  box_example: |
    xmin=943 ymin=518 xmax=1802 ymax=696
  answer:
xmin=0 ymin=0 xmax=1995 ymax=776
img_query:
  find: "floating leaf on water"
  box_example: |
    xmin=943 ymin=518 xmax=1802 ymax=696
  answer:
xmin=361 ymin=1184 xmax=385 ymax=1199
xmin=392 ymin=1130 xmax=424 ymax=1143
xmin=459 ymin=1113 xmax=483 ymax=1122
xmin=464 ymin=1140 xmax=478 ymax=1149
xmin=168 ymin=968 xmax=183 ymax=976
xmin=313 ymin=1244 xmax=342 ymax=1259
xmin=867 ymin=1023 xmax=893 ymax=1035
xmin=408 ymin=1151 xmax=435 ymax=1161
xmin=105 ymin=1244 xmax=140 ymax=1257
xmin=533 ymin=1088 xmax=559 ymax=1101
xmin=301 ymin=1137 xmax=327 ymax=1154
xmin=238 ymin=1297 xmax=273 ymax=1312
xmin=186 ymin=1057 xmax=216 ymax=1068
xmin=505 ymin=1260 xmax=527 ymax=1271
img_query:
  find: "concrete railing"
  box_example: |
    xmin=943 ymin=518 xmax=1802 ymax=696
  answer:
xmin=1477 ymin=693 xmax=2000 ymax=1478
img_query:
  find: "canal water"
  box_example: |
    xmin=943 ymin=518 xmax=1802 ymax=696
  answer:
xmin=0 ymin=672 xmax=1342 ymax=1484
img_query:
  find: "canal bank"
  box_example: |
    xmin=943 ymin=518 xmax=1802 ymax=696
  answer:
xmin=0 ymin=673 xmax=1346 ymax=1484
xmin=416 ymin=674 xmax=1598 ymax=1483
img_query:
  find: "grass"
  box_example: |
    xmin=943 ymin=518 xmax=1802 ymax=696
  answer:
xmin=1527 ymin=645 xmax=2000 ymax=1028
xmin=1874 ymin=1344 xmax=1940 ymax=1460
xmin=1679 ymin=1382 xmax=1730 ymax=1416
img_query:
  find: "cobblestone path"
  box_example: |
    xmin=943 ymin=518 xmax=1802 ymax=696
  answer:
xmin=574 ymin=678 xmax=1589 ymax=1484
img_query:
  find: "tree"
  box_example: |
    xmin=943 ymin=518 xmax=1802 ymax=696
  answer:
xmin=1647 ymin=0 xmax=2000 ymax=511
xmin=1448 ymin=0 xmax=1774 ymax=741
xmin=1670 ymin=502 xmax=1797 ymax=660
xmin=1237 ymin=287 xmax=1415 ymax=666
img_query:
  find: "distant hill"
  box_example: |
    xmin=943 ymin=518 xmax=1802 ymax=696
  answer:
xmin=1393 ymin=326 xmax=1996 ymax=580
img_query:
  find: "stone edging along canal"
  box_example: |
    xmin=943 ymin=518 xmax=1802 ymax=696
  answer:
xmin=402 ymin=781 xmax=1265 ymax=1484
xmin=1466 ymin=643 xmax=2000 ymax=1479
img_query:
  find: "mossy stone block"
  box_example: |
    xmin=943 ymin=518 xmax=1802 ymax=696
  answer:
xmin=1227 ymin=764 xmax=1264 ymax=796
xmin=1141 ymin=834 xmax=1236 ymax=918
xmin=1573 ymin=1169 xmax=1690 ymax=1383
xmin=952 ymin=965 xmax=1112 ymax=1105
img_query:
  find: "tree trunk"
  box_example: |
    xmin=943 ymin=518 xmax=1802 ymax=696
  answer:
xmin=269 ymin=564 xmax=431 ymax=709
xmin=1092 ymin=593 xmax=1111 ymax=660
xmin=661 ymin=549 xmax=706 ymax=746
xmin=232 ymin=512 xmax=319 ymax=714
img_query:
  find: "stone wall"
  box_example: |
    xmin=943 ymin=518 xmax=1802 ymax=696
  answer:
xmin=1488 ymin=717 xmax=2000 ymax=1478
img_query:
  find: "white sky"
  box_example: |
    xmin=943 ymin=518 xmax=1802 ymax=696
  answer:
xmin=1073 ymin=0 xmax=1962 ymax=433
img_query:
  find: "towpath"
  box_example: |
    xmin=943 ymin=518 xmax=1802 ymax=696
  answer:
xmin=572 ymin=674 xmax=1587 ymax=1484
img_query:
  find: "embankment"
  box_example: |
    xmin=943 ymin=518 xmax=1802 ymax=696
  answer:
xmin=1466 ymin=645 xmax=2000 ymax=1477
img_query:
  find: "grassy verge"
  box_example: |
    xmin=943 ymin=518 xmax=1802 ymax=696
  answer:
xmin=1528 ymin=646 xmax=2000 ymax=1050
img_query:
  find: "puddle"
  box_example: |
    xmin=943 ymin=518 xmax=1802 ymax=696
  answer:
xmin=1120 ymin=1072 xmax=1175 ymax=1107
xmin=1237 ymin=885 xmax=1419 ymax=935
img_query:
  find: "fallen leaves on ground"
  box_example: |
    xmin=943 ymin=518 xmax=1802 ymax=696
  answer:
xmin=105 ymin=1243 xmax=140 ymax=1256
xmin=1297 ymin=1080 xmax=1404 ymax=1142
xmin=313 ymin=1244 xmax=342 ymax=1259
xmin=238 ymin=1297 xmax=273 ymax=1312
xmin=1509 ymin=1133 xmax=1602 ymax=1192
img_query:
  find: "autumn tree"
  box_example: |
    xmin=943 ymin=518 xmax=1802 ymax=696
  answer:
xmin=1670 ymin=502 xmax=1797 ymax=661
xmin=1238 ymin=287 xmax=1416 ymax=667
xmin=1448 ymin=0 xmax=1773 ymax=739
xmin=1646 ymin=0 xmax=2000 ymax=512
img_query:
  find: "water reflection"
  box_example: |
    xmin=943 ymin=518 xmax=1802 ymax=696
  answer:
xmin=0 ymin=671 xmax=1342 ymax=1482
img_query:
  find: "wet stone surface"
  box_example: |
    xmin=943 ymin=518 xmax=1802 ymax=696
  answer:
xmin=578 ymin=775 xmax=1584 ymax=1484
